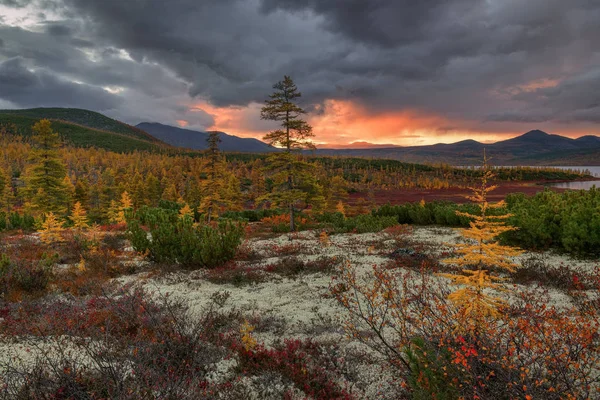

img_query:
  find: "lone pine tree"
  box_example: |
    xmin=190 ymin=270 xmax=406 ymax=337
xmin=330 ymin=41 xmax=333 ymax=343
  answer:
xmin=22 ymin=119 xmax=70 ymax=216
xmin=260 ymin=75 xmax=323 ymax=231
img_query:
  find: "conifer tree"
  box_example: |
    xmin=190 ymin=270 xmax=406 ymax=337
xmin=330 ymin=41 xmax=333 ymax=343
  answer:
xmin=74 ymin=178 xmax=89 ymax=208
xmin=70 ymin=201 xmax=89 ymax=230
xmin=198 ymin=131 xmax=241 ymax=222
xmin=0 ymin=168 xmax=13 ymax=219
xmin=179 ymin=203 xmax=194 ymax=220
xmin=440 ymin=154 xmax=522 ymax=329
xmin=163 ymin=182 xmax=180 ymax=202
xmin=260 ymin=75 xmax=324 ymax=231
xmin=326 ymin=176 xmax=348 ymax=212
xmin=22 ymin=119 xmax=70 ymax=216
xmin=144 ymin=173 xmax=161 ymax=206
xmin=108 ymin=191 xmax=133 ymax=224
xmin=336 ymin=200 xmax=346 ymax=216
xmin=199 ymin=131 xmax=224 ymax=223
xmin=98 ymin=169 xmax=117 ymax=220
xmin=39 ymin=212 xmax=64 ymax=244
xmin=63 ymin=175 xmax=76 ymax=211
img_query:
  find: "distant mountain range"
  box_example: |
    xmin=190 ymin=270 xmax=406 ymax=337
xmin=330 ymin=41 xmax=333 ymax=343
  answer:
xmin=313 ymin=130 xmax=600 ymax=166
xmin=320 ymin=141 xmax=401 ymax=149
xmin=0 ymin=108 xmax=599 ymax=165
xmin=136 ymin=122 xmax=277 ymax=153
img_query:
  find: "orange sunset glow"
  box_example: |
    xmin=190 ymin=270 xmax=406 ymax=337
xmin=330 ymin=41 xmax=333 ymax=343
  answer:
xmin=189 ymin=99 xmax=591 ymax=147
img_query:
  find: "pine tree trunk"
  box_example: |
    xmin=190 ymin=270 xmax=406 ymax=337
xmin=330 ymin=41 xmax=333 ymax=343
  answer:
xmin=289 ymin=202 xmax=295 ymax=232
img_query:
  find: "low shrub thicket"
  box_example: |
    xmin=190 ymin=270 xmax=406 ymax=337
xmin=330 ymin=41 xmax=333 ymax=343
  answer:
xmin=504 ymin=188 xmax=600 ymax=256
xmin=0 ymin=211 xmax=36 ymax=231
xmin=315 ymin=212 xmax=398 ymax=233
xmin=372 ymin=188 xmax=600 ymax=256
xmin=372 ymin=201 xmax=490 ymax=227
xmin=127 ymin=207 xmax=245 ymax=269
xmin=221 ymin=208 xmax=283 ymax=222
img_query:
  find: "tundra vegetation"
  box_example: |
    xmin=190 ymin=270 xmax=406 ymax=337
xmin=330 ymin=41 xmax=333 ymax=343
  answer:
xmin=0 ymin=77 xmax=599 ymax=399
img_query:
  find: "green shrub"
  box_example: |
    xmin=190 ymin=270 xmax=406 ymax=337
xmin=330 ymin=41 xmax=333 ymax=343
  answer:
xmin=0 ymin=212 xmax=36 ymax=231
xmin=336 ymin=214 xmax=398 ymax=233
xmin=504 ymin=188 xmax=600 ymax=256
xmin=221 ymin=209 xmax=282 ymax=222
xmin=405 ymin=337 xmax=460 ymax=400
xmin=372 ymin=201 xmax=482 ymax=227
xmin=127 ymin=207 xmax=245 ymax=269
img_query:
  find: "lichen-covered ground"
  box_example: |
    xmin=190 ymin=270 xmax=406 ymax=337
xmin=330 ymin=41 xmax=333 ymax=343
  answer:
xmin=2 ymin=226 xmax=599 ymax=399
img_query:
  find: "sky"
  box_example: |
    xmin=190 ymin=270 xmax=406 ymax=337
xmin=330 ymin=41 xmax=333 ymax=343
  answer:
xmin=0 ymin=0 xmax=599 ymax=147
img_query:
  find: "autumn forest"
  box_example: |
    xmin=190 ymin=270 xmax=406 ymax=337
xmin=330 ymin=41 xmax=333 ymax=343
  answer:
xmin=0 ymin=76 xmax=599 ymax=399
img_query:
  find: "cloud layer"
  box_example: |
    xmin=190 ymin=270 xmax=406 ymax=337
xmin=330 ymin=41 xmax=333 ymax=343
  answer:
xmin=0 ymin=0 xmax=599 ymax=144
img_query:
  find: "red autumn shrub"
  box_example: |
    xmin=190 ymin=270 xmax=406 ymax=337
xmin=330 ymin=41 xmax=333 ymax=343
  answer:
xmin=235 ymin=339 xmax=353 ymax=400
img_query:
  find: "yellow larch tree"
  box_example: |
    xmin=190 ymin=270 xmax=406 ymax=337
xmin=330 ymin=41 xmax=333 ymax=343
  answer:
xmin=440 ymin=153 xmax=522 ymax=328
xmin=70 ymin=201 xmax=89 ymax=230
xmin=335 ymin=200 xmax=346 ymax=216
xmin=109 ymin=191 xmax=133 ymax=224
xmin=198 ymin=131 xmax=241 ymax=222
xmin=39 ymin=212 xmax=65 ymax=244
xmin=179 ymin=203 xmax=194 ymax=220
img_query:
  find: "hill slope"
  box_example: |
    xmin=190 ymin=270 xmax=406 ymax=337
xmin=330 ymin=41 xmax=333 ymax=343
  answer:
xmin=0 ymin=109 xmax=168 ymax=153
xmin=314 ymin=130 xmax=600 ymax=165
xmin=137 ymin=122 xmax=277 ymax=153
xmin=0 ymin=108 xmax=163 ymax=144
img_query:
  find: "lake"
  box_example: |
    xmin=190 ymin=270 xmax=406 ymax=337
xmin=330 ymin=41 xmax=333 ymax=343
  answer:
xmin=543 ymin=166 xmax=600 ymax=190
xmin=546 ymin=166 xmax=600 ymax=177
xmin=458 ymin=165 xmax=600 ymax=190
xmin=548 ymin=181 xmax=599 ymax=190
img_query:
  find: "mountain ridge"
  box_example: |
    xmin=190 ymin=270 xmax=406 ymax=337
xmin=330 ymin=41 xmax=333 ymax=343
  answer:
xmin=313 ymin=130 xmax=600 ymax=165
xmin=0 ymin=107 xmax=598 ymax=165
xmin=136 ymin=122 xmax=278 ymax=153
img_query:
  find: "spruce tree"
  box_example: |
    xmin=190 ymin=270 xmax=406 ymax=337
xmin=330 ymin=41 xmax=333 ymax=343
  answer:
xmin=23 ymin=119 xmax=70 ymax=216
xmin=260 ymin=75 xmax=323 ymax=231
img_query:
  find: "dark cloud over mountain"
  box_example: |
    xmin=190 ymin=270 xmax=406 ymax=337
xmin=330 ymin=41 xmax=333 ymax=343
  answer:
xmin=0 ymin=0 xmax=599 ymax=138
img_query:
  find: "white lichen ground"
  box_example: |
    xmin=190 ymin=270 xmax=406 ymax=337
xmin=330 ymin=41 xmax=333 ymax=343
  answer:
xmin=2 ymin=226 xmax=599 ymax=399
xmin=118 ymin=226 xmax=598 ymax=397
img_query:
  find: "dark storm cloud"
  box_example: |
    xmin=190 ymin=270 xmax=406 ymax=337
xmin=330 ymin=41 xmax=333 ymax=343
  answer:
xmin=0 ymin=0 xmax=29 ymax=6
xmin=0 ymin=0 xmax=600 ymax=130
xmin=487 ymin=67 xmax=600 ymax=124
xmin=260 ymin=0 xmax=479 ymax=48
xmin=0 ymin=57 xmax=121 ymax=110
xmin=44 ymin=22 xmax=71 ymax=36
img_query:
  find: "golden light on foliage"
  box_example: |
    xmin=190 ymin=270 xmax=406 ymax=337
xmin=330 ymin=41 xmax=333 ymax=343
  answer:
xmin=440 ymin=153 xmax=523 ymax=328
xmin=70 ymin=201 xmax=89 ymax=230
xmin=240 ymin=320 xmax=257 ymax=351
xmin=335 ymin=201 xmax=346 ymax=216
xmin=109 ymin=191 xmax=133 ymax=224
xmin=319 ymin=230 xmax=331 ymax=247
xmin=197 ymin=131 xmax=242 ymax=223
xmin=39 ymin=212 xmax=64 ymax=244
xmin=178 ymin=203 xmax=194 ymax=220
